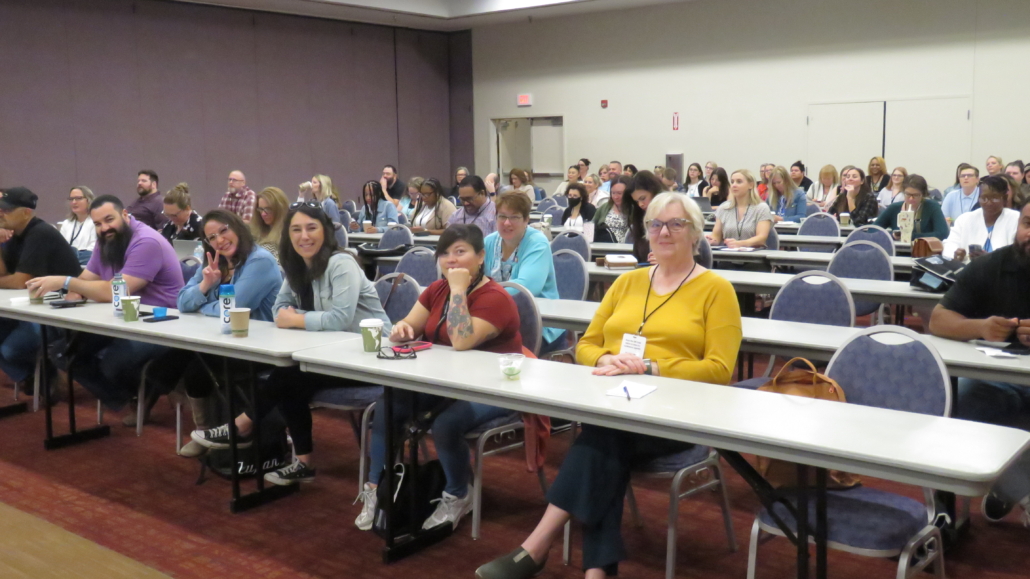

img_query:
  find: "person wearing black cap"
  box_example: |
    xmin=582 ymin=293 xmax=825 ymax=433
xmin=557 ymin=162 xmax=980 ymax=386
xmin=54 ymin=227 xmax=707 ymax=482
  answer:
xmin=0 ymin=187 xmax=82 ymax=386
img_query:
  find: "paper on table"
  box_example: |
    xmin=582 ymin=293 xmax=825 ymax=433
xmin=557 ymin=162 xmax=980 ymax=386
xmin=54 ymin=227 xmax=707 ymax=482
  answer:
xmin=606 ymin=380 xmax=657 ymax=399
xmin=976 ymin=347 xmax=1018 ymax=359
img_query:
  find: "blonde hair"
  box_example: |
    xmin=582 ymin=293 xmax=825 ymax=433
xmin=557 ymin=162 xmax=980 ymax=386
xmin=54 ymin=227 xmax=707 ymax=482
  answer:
xmin=767 ymin=166 xmax=794 ymax=211
xmin=67 ymin=185 xmax=95 ymax=221
xmin=312 ymin=175 xmax=337 ymax=207
xmin=868 ymin=156 xmax=887 ymax=176
xmin=407 ymin=176 xmax=425 ymax=193
xmin=727 ymin=169 xmax=763 ymax=208
xmin=163 ymin=182 xmax=191 ymax=210
xmin=818 ymin=165 xmax=839 ymax=186
xmin=251 ymin=186 xmax=290 ymax=246
xmin=643 ymin=192 xmax=704 ymax=250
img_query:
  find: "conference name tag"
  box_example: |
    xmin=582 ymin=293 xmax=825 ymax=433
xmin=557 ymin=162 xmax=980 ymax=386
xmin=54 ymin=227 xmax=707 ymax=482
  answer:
xmin=620 ymin=333 xmax=647 ymax=359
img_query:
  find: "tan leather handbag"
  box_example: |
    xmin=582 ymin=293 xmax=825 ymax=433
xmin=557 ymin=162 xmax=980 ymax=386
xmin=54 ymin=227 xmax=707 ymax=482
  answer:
xmin=911 ymin=237 xmax=944 ymax=258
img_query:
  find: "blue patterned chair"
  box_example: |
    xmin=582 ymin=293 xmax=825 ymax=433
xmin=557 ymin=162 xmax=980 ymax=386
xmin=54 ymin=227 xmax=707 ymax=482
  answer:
xmin=395 ymin=212 xmax=407 ymax=225
xmin=805 ymin=202 xmax=821 ymax=216
xmin=545 ymin=205 xmax=566 ymax=227
xmin=747 ymin=326 xmax=949 ymax=579
xmin=551 ymin=250 xmax=588 ymax=301
xmin=333 ymin=223 xmax=348 ymax=248
xmin=798 ymin=213 xmax=840 ymax=253
xmin=534 ymin=186 xmax=546 ymax=201
xmin=396 ymin=247 xmax=438 ymax=287
xmin=537 ymin=198 xmax=557 ymax=213
xmin=373 ymin=273 xmax=422 ymax=324
xmin=846 ymin=224 xmax=895 ymax=256
xmin=338 ymin=208 xmax=352 ymax=231
xmin=343 ymin=200 xmax=357 ymax=214
xmin=827 ymin=241 xmax=893 ymax=323
xmin=765 ymin=226 xmax=780 ymax=250
xmin=379 ymin=224 xmax=414 ymax=249
xmin=550 ymin=231 xmax=591 ymax=262
xmin=553 ymin=195 xmax=569 ymax=208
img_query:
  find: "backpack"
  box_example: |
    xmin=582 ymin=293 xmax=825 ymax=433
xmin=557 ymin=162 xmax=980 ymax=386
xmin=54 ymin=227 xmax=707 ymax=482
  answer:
xmin=756 ymin=358 xmax=860 ymax=489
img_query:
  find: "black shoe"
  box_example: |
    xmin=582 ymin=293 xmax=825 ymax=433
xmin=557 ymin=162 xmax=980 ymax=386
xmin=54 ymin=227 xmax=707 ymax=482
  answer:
xmin=982 ymin=493 xmax=1014 ymax=523
xmin=264 ymin=460 xmax=316 ymax=486
xmin=190 ymin=424 xmax=253 ymax=449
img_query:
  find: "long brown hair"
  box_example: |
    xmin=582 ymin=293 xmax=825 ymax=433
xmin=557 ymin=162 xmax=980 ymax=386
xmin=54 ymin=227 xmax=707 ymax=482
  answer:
xmin=201 ymin=209 xmax=256 ymax=280
xmin=251 ymin=187 xmax=289 ymax=246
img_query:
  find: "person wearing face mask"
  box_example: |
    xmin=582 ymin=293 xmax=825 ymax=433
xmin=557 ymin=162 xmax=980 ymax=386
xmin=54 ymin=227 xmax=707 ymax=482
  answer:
xmin=874 ymin=175 xmax=949 ymax=240
xmin=561 ymin=183 xmax=596 ymax=229
xmin=160 ymin=183 xmax=203 ymax=243
xmin=943 ymin=176 xmax=1020 ymax=262
xmin=447 ymin=175 xmax=498 ymax=236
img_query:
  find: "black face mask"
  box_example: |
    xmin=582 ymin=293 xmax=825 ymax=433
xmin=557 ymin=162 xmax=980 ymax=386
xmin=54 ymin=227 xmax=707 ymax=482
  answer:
xmin=568 ymin=197 xmax=581 ymax=208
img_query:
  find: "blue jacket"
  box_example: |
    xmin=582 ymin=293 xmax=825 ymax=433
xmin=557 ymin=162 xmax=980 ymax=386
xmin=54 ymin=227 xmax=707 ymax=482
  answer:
xmin=483 ymin=228 xmax=564 ymax=345
xmin=356 ymin=200 xmax=400 ymax=233
xmin=773 ymin=188 xmax=808 ymax=223
xmin=177 ymin=247 xmax=282 ymax=321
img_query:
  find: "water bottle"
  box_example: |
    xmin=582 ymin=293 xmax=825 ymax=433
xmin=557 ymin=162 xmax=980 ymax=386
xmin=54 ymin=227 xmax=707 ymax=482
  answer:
xmin=192 ymin=243 xmax=204 ymax=263
xmin=219 ymin=284 xmax=235 ymax=334
xmin=111 ymin=273 xmax=127 ymax=317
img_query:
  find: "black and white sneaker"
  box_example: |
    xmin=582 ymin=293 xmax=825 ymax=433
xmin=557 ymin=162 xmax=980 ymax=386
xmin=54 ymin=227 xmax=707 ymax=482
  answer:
xmin=264 ymin=459 xmax=316 ymax=486
xmin=982 ymin=492 xmax=1014 ymax=523
xmin=189 ymin=424 xmax=253 ymax=450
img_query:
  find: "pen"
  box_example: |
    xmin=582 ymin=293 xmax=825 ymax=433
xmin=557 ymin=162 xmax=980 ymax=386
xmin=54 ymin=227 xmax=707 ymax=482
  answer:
xmin=623 ymin=386 xmax=631 ymax=401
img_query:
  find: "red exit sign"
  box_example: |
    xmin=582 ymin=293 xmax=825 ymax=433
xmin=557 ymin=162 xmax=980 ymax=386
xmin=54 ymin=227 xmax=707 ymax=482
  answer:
xmin=517 ymin=93 xmax=533 ymax=107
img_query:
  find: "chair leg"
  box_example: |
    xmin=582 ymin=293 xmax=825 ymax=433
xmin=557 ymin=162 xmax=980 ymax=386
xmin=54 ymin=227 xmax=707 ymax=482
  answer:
xmin=97 ymin=400 xmax=103 ymax=425
xmin=626 ymin=484 xmax=643 ymax=528
xmin=746 ymin=518 xmax=763 ymax=579
xmin=562 ymin=520 xmax=572 ymax=565
xmin=358 ymin=402 xmax=376 ymax=495
xmin=175 ymin=402 xmax=182 ymax=454
xmin=897 ymin=526 xmax=945 ymax=579
xmin=471 ymin=434 xmax=488 ymax=540
xmin=666 ymin=474 xmax=682 ymax=579
xmin=32 ymin=353 xmax=41 ymax=412
xmin=537 ymin=467 xmax=549 ymax=494
xmin=714 ymin=462 xmax=738 ymax=552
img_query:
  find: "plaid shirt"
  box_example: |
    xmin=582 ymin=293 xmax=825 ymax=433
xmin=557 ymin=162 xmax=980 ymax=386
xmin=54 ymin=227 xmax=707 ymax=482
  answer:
xmin=218 ymin=186 xmax=256 ymax=222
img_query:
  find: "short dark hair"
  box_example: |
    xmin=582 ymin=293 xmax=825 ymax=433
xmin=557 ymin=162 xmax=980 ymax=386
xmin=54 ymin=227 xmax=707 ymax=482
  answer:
xmin=624 ymin=164 xmax=638 ymax=175
xmin=435 ymin=224 xmax=484 ymax=258
xmin=955 ymin=163 xmax=979 ymax=184
xmin=791 ymin=160 xmax=806 ymax=174
xmin=201 ymin=209 xmax=256 ymax=279
xmin=138 ymin=169 xmax=158 ymax=185
xmin=280 ymin=202 xmax=341 ymax=294
xmin=383 ymin=165 xmax=398 ymax=174
xmin=459 ymin=175 xmax=487 ymax=195
xmin=567 ymin=183 xmax=588 ymax=199
xmin=578 ymin=158 xmax=591 ymax=167
xmin=90 ymin=194 xmax=124 ymax=213
xmin=980 ymin=175 xmax=1008 ymax=198
xmin=902 ymin=174 xmax=929 ymax=198
xmin=495 ymin=192 xmax=531 ymax=219
xmin=1006 ymin=160 xmax=1025 ymax=172
xmin=632 ymin=170 xmax=664 ymax=196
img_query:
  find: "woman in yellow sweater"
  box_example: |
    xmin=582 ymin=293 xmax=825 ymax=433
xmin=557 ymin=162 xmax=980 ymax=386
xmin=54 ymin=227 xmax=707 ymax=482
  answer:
xmin=477 ymin=193 xmax=742 ymax=579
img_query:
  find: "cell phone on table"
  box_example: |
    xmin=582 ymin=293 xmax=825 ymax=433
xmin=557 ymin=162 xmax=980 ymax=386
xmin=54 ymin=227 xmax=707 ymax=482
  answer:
xmin=392 ymin=341 xmax=432 ymax=354
xmin=50 ymin=299 xmax=87 ymax=308
xmin=1002 ymin=342 xmax=1030 ymax=356
xmin=143 ymin=315 xmax=179 ymax=323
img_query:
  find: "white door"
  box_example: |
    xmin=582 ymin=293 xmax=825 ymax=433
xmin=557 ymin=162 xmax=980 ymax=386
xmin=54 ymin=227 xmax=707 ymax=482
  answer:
xmin=495 ymin=118 xmax=532 ymax=179
xmin=806 ymin=102 xmax=885 ymax=177
xmin=884 ymin=98 xmax=972 ymax=192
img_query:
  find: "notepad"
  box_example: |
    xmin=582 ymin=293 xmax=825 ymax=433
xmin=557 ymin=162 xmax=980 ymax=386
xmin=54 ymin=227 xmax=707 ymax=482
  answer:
xmin=976 ymin=347 xmax=1018 ymax=359
xmin=606 ymin=380 xmax=657 ymax=399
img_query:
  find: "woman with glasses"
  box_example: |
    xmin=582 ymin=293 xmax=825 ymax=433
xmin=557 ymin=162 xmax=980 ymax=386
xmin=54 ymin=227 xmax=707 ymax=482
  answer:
xmin=392 ymin=176 xmax=423 ymax=218
xmin=357 ymin=224 xmax=523 ymax=533
xmin=251 ymin=186 xmax=290 ymax=261
xmin=684 ymin=162 xmax=708 ymax=198
xmin=59 ymin=185 xmax=97 ymax=265
xmin=160 ymin=183 xmax=203 ymax=243
xmin=561 ymin=183 xmax=596 ymax=229
xmin=876 ymin=167 xmax=908 ymax=209
xmin=943 ymin=175 xmax=1020 ymax=262
xmin=477 ymin=193 xmax=741 ymax=579
xmin=191 ymin=202 xmax=390 ymax=482
xmin=707 ymin=169 xmax=773 ymax=248
xmin=410 ymin=178 xmax=457 ymax=235
xmin=874 ymin=174 xmax=949 ymax=241
xmin=350 ymin=180 xmax=400 ymax=233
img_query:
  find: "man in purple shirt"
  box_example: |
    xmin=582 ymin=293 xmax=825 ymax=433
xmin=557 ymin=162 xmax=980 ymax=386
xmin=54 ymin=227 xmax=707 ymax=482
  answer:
xmin=29 ymin=195 xmax=185 ymax=411
xmin=126 ymin=169 xmax=170 ymax=231
xmin=447 ymin=175 xmax=497 ymax=236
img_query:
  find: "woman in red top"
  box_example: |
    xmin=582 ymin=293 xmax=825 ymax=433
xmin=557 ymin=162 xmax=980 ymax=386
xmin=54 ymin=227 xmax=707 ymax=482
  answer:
xmin=357 ymin=224 xmax=523 ymax=533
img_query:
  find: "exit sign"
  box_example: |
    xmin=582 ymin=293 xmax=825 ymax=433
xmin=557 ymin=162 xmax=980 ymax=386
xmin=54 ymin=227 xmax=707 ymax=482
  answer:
xmin=517 ymin=93 xmax=533 ymax=107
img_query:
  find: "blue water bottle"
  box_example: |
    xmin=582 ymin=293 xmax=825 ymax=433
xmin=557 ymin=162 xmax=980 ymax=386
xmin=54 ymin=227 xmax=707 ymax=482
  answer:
xmin=219 ymin=284 xmax=235 ymax=334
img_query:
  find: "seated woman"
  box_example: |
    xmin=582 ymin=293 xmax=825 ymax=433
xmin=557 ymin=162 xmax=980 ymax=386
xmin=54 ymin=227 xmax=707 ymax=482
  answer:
xmin=251 ymin=186 xmax=289 ymax=262
xmin=943 ymin=175 xmax=1020 ymax=262
xmin=410 ymin=178 xmax=457 ymax=235
xmin=302 ymin=175 xmax=341 ymax=225
xmin=351 ymin=180 xmax=400 ymax=233
xmin=561 ymin=183 xmax=596 ymax=229
xmin=191 ymin=202 xmax=391 ymax=484
xmin=808 ymin=164 xmax=839 ymax=211
xmin=392 ymin=176 xmax=423 ymax=219
xmin=707 ymin=169 xmax=773 ymax=248
xmin=829 ymin=167 xmax=879 ymax=226
xmin=683 ymin=162 xmax=708 ymax=198
xmin=702 ymin=167 xmax=729 ymax=206
xmin=592 ymin=176 xmax=631 ymax=243
xmin=766 ymin=166 xmax=807 ymax=223
xmin=160 ymin=183 xmax=203 ymax=242
xmin=876 ymin=167 xmax=908 ymax=209
xmin=874 ymin=174 xmax=949 ymax=240
xmin=552 ymin=165 xmax=581 ymax=198
xmin=625 ymin=171 xmax=664 ymax=262
xmin=356 ymin=224 xmax=523 ymax=532
xmin=584 ymin=173 xmax=608 ymax=207
xmin=477 ymin=193 xmax=742 ymax=579
xmin=59 ymin=186 xmax=97 ymax=265
xmin=486 ymin=192 xmax=567 ymax=355
xmin=508 ymin=168 xmax=536 ymax=202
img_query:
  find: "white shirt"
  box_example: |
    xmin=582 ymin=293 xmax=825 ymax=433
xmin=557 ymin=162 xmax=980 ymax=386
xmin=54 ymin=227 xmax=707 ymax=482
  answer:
xmin=686 ymin=182 xmax=701 ymax=197
xmin=942 ymin=208 xmax=1020 ymax=260
xmin=412 ymin=205 xmax=435 ymax=227
xmin=876 ymin=188 xmax=905 ymax=209
xmin=588 ymin=189 xmax=609 ymax=206
xmin=564 ymin=214 xmax=585 ymax=229
xmin=807 ymin=182 xmax=837 ymax=204
xmin=58 ymin=217 xmax=97 ymax=252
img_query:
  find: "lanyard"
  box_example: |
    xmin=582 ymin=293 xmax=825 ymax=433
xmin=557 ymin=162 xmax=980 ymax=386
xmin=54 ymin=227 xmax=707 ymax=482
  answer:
xmin=735 ymin=205 xmax=752 ymax=240
xmin=69 ymin=219 xmax=85 ymax=244
xmin=985 ymin=225 xmax=995 ymax=252
xmin=638 ymin=263 xmax=696 ymax=335
xmin=491 ymin=236 xmax=520 ymax=281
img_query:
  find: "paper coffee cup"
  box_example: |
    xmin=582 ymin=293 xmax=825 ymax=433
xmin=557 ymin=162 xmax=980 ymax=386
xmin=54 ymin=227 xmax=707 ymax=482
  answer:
xmin=122 ymin=296 xmax=141 ymax=322
xmin=362 ymin=220 xmax=372 ymax=229
xmin=229 ymin=308 xmax=251 ymax=338
xmin=840 ymin=213 xmax=851 ymax=226
xmin=360 ymin=318 xmax=384 ymax=352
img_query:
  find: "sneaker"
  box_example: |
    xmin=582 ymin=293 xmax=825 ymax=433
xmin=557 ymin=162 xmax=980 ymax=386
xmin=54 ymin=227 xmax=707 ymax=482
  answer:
xmin=189 ymin=424 xmax=253 ymax=449
xmin=982 ymin=492 xmax=1014 ymax=523
xmin=177 ymin=439 xmax=209 ymax=459
xmin=422 ymin=486 xmax=473 ymax=531
xmin=264 ymin=459 xmax=316 ymax=486
xmin=475 ymin=547 xmax=547 ymax=579
xmin=354 ymin=483 xmax=378 ymax=531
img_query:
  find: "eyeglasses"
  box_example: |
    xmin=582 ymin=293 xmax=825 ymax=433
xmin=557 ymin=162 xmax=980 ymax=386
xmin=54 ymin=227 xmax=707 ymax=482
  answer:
xmin=228 ymin=177 xmax=244 ymax=183
xmin=377 ymin=347 xmax=417 ymax=360
xmin=497 ymin=214 xmax=524 ymax=223
xmin=205 ymin=225 xmax=231 ymax=244
xmin=645 ymin=218 xmax=691 ymax=233
xmin=959 ymin=173 xmax=978 ymax=179
xmin=68 ymin=196 xmax=86 ymax=202
xmin=258 ymin=207 xmax=273 ymax=215
xmin=458 ymin=196 xmax=477 ymax=205
xmin=290 ymin=200 xmax=323 ymax=211
xmin=163 ymin=208 xmax=185 ymax=219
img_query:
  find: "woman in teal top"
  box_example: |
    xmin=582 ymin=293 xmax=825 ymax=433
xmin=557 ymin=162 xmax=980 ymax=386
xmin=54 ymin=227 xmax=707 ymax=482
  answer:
xmin=351 ymin=180 xmax=400 ymax=233
xmin=874 ymin=174 xmax=949 ymax=240
xmin=483 ymin=192 xmax=567 ymax=355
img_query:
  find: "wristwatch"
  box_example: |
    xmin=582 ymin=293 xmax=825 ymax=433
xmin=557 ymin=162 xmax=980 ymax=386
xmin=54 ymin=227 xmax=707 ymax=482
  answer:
xmin=62 ymin=276 xmax=72 ymax=292
xmin=643 ymin=359 xmax=654 ymax=375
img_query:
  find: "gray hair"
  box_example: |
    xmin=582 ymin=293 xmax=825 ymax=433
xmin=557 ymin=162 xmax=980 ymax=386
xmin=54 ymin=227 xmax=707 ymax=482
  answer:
xmin=643 ymin=192 xmax=704 ymax=249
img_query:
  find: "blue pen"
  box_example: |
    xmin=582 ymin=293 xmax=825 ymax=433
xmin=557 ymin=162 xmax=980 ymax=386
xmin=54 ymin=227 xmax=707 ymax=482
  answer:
xmin=623 ymin=386 xmax=631 ymax=401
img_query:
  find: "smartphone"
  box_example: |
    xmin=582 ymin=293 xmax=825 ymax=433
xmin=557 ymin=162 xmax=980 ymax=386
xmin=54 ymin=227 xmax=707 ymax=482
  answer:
xmin=392 ymin=341 xmax=432 ymax=354
xmin=143 ymin=315 xmax=179 ymax=323
xmin=50 ymin=299 xmax=87 ymax=308
xmin=1002 ymin=342 xmax=1030 ymax=356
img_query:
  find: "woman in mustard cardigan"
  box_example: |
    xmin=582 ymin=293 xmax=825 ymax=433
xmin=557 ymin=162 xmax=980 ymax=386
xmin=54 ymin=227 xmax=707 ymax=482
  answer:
xmin=477 ymin=193 xmax=742 ymax=579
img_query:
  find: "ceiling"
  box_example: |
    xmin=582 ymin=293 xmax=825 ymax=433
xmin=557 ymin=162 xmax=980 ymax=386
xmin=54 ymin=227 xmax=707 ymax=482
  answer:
xmin=171 ymin=0 xmax=694 ymax=31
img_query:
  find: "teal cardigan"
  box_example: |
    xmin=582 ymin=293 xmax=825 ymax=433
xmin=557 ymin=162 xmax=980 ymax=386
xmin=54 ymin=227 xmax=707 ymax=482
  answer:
xmin=874 ymin=200 xmax=949 ymax=240
xmin=483 ymin=227 xmax=564 ymax=345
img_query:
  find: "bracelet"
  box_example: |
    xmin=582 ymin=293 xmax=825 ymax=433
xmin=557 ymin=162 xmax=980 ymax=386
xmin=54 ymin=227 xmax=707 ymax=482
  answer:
xmin=62 ymin=276 xmax=72 ymax=292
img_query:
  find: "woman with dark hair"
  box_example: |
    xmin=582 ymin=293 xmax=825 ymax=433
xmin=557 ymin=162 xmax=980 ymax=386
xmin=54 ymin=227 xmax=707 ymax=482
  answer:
xmin=592 ymin=176 xmax=632 ymax=243
xmin=450 ymin=166 xmax=470 ymax=199
xmin=351 ymin=181 xmax=399 ymax=233
xmin=508 ymin=168 xmax=535 ymax=202
xmin=411 ymin=178 xmax=457 ymax=235
xmin=622 ymin=164 xmax=639 ymax=177
xmin=703 ymin=167 xmax=730 ymax=206
xmin=356 ymin=224 xmax=524 ymax=533
xmin=943 ymin=175 xmax=1020 ymax=262
xmin=561 ymin=183 xmax=596 ymax=229
xmin=191 ymin=202 xmax=391 ymax=482
xmin=683 ymin=163 xmax=708 ymax=197
xmin=865 ymin=157 xmax=889 ymax=194
xmin=623 ymin=171 xmax=664 ymax=262
xmin=874 ymin=174 xmax=950 ymax=240
xmin=829 ymin=166 xmax=879 ymax=226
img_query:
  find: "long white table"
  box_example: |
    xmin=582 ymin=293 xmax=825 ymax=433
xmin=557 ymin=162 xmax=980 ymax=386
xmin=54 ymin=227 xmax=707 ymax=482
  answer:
xmin=711 ymin=249 xmax=915 ymax=275
xmin=777 ymin=235 xmax=912 ymax=255
xmin=348 ymin=232 xmax=440 ymax=248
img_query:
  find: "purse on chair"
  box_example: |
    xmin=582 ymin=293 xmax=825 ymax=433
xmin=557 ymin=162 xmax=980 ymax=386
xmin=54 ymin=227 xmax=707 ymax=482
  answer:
xmin=911 ymin=237 xmax=943 ymax=257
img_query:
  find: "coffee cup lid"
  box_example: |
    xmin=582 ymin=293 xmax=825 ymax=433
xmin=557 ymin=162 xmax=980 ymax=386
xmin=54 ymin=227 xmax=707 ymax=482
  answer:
xmin=229 ymin=307 xmax=251 ymax=313
xmin=360 ymin=318 xmax=384 ymax=327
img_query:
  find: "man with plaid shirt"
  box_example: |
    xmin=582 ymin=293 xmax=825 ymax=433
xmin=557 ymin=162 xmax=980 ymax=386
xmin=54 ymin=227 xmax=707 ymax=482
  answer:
xmin=218 ymin=170 xmax=256 ymax=223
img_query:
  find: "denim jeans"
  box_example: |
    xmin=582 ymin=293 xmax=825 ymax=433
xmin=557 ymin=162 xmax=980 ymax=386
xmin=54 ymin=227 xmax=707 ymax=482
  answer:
xmin=369 ymin=392 xmax=512 ymax=497
xmin=957 ymin=377 xmax=1030 ymax=503
xmin=70 ymin=335 xmax=170 ymax=411
xmin=0 ymin=319 xmax=41 ymax=383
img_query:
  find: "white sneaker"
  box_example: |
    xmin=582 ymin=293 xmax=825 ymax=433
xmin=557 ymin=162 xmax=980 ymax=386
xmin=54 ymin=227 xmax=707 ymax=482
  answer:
xmin=1019 ymin=496 xmax=1030 ymax=529
xmin=354 ymin=483 xmax=378 ymax=531
xmin=422 ymin=486 xmax=474 ymax=531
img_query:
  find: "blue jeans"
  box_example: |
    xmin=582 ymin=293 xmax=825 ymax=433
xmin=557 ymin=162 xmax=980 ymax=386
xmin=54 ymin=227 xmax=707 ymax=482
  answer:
xmin=369 ymin=392 xmax=512 ymax=497
xmin=538 ymin=330 xmax=569 ymax=356
xmin=0 ymin=319 xmax=41 ymax=383
xmin=70 ymin=335 xmax=170 ymax=411
xmin=957 ymin=378 xmax=1030 ymax=503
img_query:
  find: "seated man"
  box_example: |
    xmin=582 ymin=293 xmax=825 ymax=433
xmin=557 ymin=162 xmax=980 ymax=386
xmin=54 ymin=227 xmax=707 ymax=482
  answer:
xmin=928 ymin=201 xmax=1030 ymax=526
xmin=28 ymin=195 xmax=184 ymax=411
xmin=0 ymin=187 xmax=82 ymax=386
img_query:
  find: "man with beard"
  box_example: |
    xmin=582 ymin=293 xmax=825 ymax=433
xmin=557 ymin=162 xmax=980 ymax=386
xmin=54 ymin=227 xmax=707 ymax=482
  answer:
xmin=929 ymin=201 xmax=1030 ymax=527
xmin=218 ymin=170 xmax=256 ymax=223
xmin=126 ymin=170 xmax=169 ymax=231
xmin=379 ymin=165 xmax=405 ymax=204
xmin=0 ymin=187 xmax=81 ymax=387
xmin=446 ymin=175 xmax=497 ymax=236
xmin=28 ymin=195 xmax=184 ymax=411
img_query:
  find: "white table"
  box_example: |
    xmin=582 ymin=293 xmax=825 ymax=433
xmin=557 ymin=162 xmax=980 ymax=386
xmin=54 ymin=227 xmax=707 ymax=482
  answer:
xmin=777 ymin=235 xmax=911 ymax=255
xmin=709 ymin=249 xmax=915 ymax=275
xmin=348 ymin=232 xmax=440 ymax=248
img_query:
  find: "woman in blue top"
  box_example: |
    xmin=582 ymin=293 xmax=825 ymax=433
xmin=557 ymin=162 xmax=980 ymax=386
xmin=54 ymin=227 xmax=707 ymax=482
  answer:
xmin=483 ymin=192 xmax=567 ymax=355
xmin=350 ymin=180 xmax=399 ymax=233
xmin=767 ymin=166 xmax=807 ymax=222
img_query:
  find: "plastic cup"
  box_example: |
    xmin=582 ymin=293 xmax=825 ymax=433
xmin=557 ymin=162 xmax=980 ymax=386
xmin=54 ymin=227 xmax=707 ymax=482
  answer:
xmin=153 ymin=306 xmax=168 ymax=318
xmin=229 ymin=308 xmax=251 ymax=338
xmin=122 ymin=296 xmax=141 ymax=322
xmin=360 ymin=319 xmax=384 ymax=352
xmin=499 ymin=354 xmax=525 ymax=380
xmin=28 ymin=288 xmax=43 ymax=305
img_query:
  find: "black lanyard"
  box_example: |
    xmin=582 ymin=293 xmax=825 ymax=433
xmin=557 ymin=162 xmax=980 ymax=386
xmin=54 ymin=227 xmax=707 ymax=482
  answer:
xmin=432 ymin=271 xmax=485 ymax=343
xmin=735 ymin=205 xmax=752 ymax=240
xmin=638 ymin=263 xmax=696 ymax=335
xmin=68 ymin=219 xmax=85 ymax=244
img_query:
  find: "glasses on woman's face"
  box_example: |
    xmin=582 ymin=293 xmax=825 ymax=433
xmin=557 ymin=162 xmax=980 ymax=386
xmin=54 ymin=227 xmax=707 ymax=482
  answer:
xmin=497 ymin=213 xmax=524 ymax=223
xmin=258 ymin=206 xmax=273 ymax=215
xmin=646 ymin=218 xmax=690 ymax=234
xmin=163 ymin=208 xmax=185 ymax=219
xmin=205 ymin=225 xmax=231 ymax=244
xmin=68 ymin=196 xmax=86 ymax=202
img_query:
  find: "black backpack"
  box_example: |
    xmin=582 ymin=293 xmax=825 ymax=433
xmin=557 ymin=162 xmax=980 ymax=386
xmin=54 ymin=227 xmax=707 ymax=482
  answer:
xmin=372 ymin=459 xmax=446 ymax=540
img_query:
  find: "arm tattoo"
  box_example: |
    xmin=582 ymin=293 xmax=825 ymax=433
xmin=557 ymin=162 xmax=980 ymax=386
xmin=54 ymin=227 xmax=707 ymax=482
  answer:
xmin=447 ymin=293 xmax=474 ymax=341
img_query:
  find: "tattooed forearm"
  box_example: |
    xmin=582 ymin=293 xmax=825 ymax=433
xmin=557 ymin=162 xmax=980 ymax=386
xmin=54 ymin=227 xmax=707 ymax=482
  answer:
xmin=447 ymin=293 xmax=474 ymax=342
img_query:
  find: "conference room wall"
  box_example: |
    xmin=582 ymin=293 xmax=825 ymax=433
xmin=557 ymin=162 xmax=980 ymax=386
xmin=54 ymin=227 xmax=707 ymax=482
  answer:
xmin=471 ymin=0 xmax=1030 ymax=189
xmin=0 ymin=0 xmax=472 ymax=222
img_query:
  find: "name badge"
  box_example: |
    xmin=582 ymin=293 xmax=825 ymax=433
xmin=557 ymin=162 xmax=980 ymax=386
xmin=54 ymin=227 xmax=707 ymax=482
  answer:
xmin=620 ymin=333 xmax=647 ymax=359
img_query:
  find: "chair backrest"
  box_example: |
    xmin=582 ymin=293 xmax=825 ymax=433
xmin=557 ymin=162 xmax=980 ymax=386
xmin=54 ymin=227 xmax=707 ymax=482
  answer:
xmin=770 ymin=271 xmax=855 ymax=327
xmin=827 ymin=240 xmax=893 ymax=317
xmin=553 ymin=195 xmax=569 ymax=208
xmin=180 ymin=258 xmax=200 ymax=282
xmin=374 ymin=273 xmax=422 ymax=324
xmin=845 ymin=224 xmax=895 ymax=256
xmin=338 ymin=209 xmax=352 ymax=229
xmin=826 ymin=326 xmax=951 ymax=417
xmin=765 ymin=226 xmax=779 ymax=250
xmin=545 ymin=205 xmax=565 ymax=225
xmin=343 ymin=200 xmax=357 ymax=214
xmin=396 ymin=212 xmax=408 ymax=225
xmin=396 ymin=246 xmax=439 ymax=287
xmin=694 ymin=236 xmax=713 ymax=269
xmin=550 ymin=230 xmax=591 ymax=261
xmin=534 ymin=187 xmax=546 ymax=201
xmin=551 ymin=249 xmax=589 ymax=301
xmin=537 ymin=198 xmax=557 ymax=212
xmin=379 ymin=225 xmax=414 ymax=249
xmin=797 ymin=212 xmax=841 ymax=237
xmin=498 ymin=281 xmax=542 ymax=356
xmin=334 ymin=223 xmax=349 ymax=248
xmin=805 ymin=203 xmax=821 ymax=216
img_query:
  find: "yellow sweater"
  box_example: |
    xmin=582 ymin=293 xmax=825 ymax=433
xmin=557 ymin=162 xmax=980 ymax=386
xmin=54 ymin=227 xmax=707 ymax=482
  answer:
xmin=576 ymin=268 xmax=742 ymax=385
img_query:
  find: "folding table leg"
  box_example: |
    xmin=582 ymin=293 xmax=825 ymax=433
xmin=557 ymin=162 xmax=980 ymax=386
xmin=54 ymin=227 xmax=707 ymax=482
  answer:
xmin=42 ymin=328 xmax=109 ymax=450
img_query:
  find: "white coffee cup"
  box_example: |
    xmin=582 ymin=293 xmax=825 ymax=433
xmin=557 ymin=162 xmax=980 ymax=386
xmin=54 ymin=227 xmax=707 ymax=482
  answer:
xmin=839 ymin=213 xmax=851 ymax=227
xmin=362 ymin=220 xmax=372 ymax=230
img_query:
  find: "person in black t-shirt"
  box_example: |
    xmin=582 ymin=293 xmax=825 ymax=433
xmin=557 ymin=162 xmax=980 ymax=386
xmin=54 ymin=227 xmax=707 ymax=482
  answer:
xmin=379 ymin=164 xmax=406 ymax=204
xmin=929 ymin=201 xmax=1030 ymax=526
xmin=0 ymin=187 xmax=82 ymax=384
